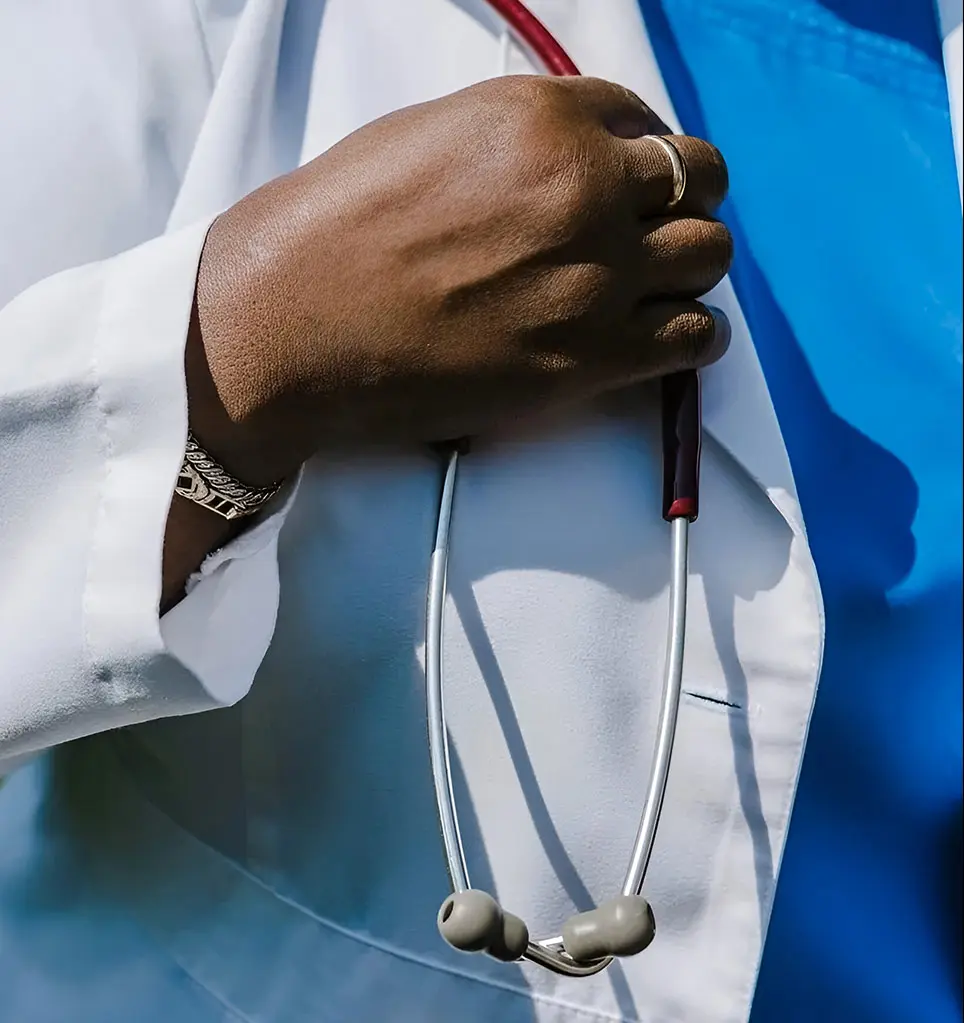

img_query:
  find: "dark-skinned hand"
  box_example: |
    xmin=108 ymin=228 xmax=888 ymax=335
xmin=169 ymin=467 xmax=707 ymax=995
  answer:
xmin=186 ymin=74 xmax=733 ymax=487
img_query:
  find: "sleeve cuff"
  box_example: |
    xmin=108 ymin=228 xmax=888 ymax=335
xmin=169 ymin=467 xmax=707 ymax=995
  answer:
xmin=160 ymin=471 xmax=302 ymax=706
xmin=84 ymin=218 xmax=295 ymax=714
xmin=0 ymin=218 xmax=296 ymax=761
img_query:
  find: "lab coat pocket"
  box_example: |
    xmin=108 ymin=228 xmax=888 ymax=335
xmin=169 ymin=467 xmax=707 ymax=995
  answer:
xmin=610 ymin=685 xmax=771 ymax=1023
xmin=645 ymin=690 xmax=747 ymax=938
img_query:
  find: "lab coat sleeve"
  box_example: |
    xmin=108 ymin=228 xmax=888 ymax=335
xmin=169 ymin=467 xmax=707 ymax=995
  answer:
xmin=0 ymin=218 xmax=294 ymax=768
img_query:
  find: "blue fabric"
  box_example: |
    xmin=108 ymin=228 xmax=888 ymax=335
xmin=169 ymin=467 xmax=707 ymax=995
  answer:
xmin=637 ymin=1 xmax=963 ymax=1020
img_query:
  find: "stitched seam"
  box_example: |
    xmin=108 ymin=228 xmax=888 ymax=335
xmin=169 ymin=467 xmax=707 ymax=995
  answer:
xmin=666 ymin=0 xmax=949 ymax=109
xmin=753 ymin=529 xmax=825 ymax=962
xmin=187 ymin=0 xmax=217 ymax=88
xmin=171 ymin=938 xmax=643 ymax=1023
xmin=170 ymin=959 xmax=257 ymax=1023
xmin=129 ymin=777 xmax=645 ymax=1022
xmin=80 ymin=277 xmax=115 ymax=678
xmin=212 ymin=865 xmax=639 ymax=1021
xmin=669 ymin=0 xmax=940 ymax=67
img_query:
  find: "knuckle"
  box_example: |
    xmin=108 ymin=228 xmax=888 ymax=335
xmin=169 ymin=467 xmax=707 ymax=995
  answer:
xmin=703 ymin=219 xmax=734 ymax=276
xmin=507 ymin=73 xmax=568 ymax=116
xmin=667 ymin=218 xmax=733 ymax=287
xmin=483 ymin=76 xmax=566 ymax=139
xmin=677 ymin=137 xmax=729 ymax=202
xmin=652 ymin=218 xmax=734 ymax=283
xmin=606 ymin=80 xmax=644 ymax=108
xmin=535 ymin=143 xmax=611 ymax=230
xmin=584 ymin=77 xmax=665 ymax=133
xmin=702 ymin=139 xmax=728 ymax=174
xmin=560 ymin=261 xmax=613 ymax=314
xmin=677 ymin=306 xmax=720 ymax=364
xmin=700 ymin=140 xmax=729 ymax=198
xmin=545 ymin=161 xmax=597 ymax=224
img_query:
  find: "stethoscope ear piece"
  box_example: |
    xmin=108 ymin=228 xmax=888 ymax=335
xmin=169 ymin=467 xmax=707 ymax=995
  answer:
xmin=561 ymin=895 xmax=656 ymax=963
xmin=437 ymin=889 xmax=656 ymax=967
xmin=438 ymin=889 xmax=530 ymax=962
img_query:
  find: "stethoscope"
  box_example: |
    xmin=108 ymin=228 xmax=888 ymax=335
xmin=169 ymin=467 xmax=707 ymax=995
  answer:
xmin=424 ymin=0 xmax=702 ymax=979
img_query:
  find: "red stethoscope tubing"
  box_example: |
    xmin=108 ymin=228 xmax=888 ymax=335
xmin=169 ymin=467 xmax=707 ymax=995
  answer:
xmin=483 ymin=0 xmax=581 ymax=76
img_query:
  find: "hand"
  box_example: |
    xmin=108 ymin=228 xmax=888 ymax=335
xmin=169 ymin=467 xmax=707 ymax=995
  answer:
xmin=187 ymin=75 xmax=733 ymax=486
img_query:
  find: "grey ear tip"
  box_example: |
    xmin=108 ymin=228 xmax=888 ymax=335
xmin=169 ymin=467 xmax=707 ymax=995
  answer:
xmin=561 ymin=894 xmax=656 ymax=963
xmin=496 ymin=909 xmax=530 ymax=962
xmin=436 ymin=889 xmax=530 ymax=962
xmin=437 ymin=889 xmax=502 ymax=952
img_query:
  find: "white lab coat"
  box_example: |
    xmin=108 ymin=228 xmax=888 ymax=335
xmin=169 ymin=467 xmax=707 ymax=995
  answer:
xmin=0 ymin=2 xmax=826 ymax=1021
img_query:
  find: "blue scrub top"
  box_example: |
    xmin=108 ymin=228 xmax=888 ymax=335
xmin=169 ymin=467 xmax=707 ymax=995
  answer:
xmin=638 ymin=1 xmax=963 ymax=1019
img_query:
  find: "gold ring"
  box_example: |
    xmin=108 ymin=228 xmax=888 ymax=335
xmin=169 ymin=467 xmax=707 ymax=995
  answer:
xmin=642 ymin=134 xmax=687 ymax=211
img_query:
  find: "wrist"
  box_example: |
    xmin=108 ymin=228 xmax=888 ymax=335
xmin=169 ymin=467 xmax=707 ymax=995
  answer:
xmin=184 ymin=298 xmax=288 ymax=489
xmin=161 ymin=494 xmax=239 ymax=613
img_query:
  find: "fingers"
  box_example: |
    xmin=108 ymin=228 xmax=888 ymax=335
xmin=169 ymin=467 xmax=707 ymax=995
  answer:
xmin=574 ymin=300 xmax=730 ymax=391
xmin=559 ymin=75 xmax=668 ymax=137
xmin=635 ymin=217 xmax=733 ymax=301
xmin=630 ymin=299 xmax=731 ymax=373
xmin=619 ymin=134 xmax=729 ymax=218
xmin=514 ymin=76 xmax=727 ymax=220
xmin=562 ymin=79 xmax=728 ymax=217
xmin=547 ymin=300 xmax=730 ymax=406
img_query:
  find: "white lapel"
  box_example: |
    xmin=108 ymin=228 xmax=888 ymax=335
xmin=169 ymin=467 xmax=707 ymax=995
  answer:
xmin=165 ymin=0 xmax=292 ymax=232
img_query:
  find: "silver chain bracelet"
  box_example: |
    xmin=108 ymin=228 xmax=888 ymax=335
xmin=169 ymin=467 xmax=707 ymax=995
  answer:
xmin=176 ymin=432 xmax=284 ymax=520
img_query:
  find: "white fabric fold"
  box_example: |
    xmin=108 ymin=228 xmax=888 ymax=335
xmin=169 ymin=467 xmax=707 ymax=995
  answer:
xmin=0 ymin=220 xmax=292 ymax=765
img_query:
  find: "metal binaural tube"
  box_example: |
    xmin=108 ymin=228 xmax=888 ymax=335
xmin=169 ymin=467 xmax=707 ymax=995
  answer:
xmin=622 ymin=516 xmax=689 ymax=896
xmin=426 ymin=448 xmax=470 ymax=893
